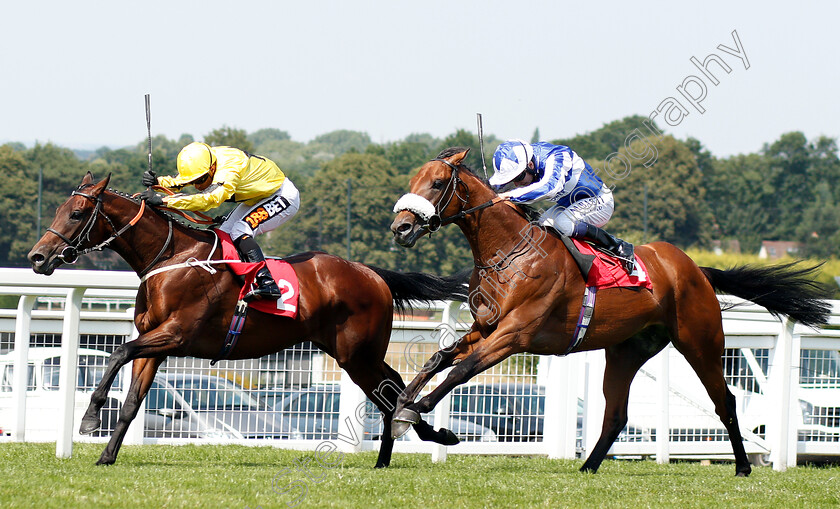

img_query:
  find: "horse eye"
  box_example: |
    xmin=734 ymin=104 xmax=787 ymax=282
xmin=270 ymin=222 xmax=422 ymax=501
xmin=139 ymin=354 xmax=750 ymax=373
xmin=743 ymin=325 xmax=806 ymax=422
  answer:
xmin=431 ymin=180 xmax=445 ymax=190
xmin=70 ymin=210 xmax=83 ymax=221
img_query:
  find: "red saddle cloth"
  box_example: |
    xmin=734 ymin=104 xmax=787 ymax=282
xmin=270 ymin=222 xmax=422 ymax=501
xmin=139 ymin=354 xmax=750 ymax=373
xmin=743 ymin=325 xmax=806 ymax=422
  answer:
xmin=570 ymin=238 xmax=653 ymax=290
xmin=216 ymin=230 xmax=299 ymax=318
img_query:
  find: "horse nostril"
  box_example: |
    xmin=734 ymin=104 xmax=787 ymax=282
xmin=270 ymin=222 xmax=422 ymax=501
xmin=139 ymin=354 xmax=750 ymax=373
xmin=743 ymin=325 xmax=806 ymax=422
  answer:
xmin=396 ymin=222 xmax=412 ymax=234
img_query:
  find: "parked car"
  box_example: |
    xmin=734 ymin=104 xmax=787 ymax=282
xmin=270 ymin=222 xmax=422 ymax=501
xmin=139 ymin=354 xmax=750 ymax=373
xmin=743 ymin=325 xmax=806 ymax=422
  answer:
xmin=145 ymin=373 xmax=284 ymax=439
xmin=250 ymin=388 xmax=295 ymax=409
xmin=274 ymin=384 xmax=498 ymax=442
xmin=0 ymin=347 xmax=121 ymax=439
xmin=449 ymin=383 xmax=545 ymax=441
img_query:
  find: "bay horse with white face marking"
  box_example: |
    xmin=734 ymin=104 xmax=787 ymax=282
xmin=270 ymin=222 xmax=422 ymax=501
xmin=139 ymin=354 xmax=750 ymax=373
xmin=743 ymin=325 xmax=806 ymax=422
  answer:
xmin=389 ymin=148 xmax=831 ymax=476
xmin=28 ymin=172 xmax=467 ymax=467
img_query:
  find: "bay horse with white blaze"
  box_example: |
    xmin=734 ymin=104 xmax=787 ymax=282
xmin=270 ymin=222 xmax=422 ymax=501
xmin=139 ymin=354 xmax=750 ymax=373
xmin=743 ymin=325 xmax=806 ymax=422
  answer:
xmin=389 ymin=148 xmax=831 ymax=476
xmin=28 ymin=172 xmax=467 ymax=467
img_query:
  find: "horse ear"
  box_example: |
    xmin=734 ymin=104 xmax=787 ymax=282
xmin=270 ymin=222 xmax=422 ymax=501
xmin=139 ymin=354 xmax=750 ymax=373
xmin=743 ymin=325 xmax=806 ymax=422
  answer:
xmin=81 ymin=172 xmax=94 ymax=186
xmin=449 ymin=148 xmax=470 ymax=165
xmin=90 ymin=173 xmax=111 ymax=196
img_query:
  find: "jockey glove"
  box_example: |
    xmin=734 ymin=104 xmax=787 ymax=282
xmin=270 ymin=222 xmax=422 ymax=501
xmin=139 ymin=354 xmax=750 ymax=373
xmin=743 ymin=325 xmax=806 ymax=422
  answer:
xmin=139 ymin=188 xmax=164 ymax=207
xmin=142 ymin=170 xmax=158 ymax=187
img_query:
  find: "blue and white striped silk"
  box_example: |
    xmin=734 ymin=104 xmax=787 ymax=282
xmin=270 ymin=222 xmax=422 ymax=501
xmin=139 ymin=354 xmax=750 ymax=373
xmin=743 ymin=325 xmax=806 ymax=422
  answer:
xmin=502 ymin=142 xmax=604 ymax=208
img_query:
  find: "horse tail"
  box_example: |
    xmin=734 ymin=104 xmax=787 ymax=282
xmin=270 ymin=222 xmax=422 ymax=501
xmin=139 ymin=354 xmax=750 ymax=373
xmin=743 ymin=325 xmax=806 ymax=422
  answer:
xmin=700 ymin=262 xmax=832 ymax=328
xmin=367 ymin=266 xmax=471 ymax=315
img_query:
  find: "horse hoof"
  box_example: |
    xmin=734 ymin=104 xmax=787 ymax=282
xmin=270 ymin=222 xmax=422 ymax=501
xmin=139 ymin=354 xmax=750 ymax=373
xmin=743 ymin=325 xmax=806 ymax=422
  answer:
xmin=79 ymin=416 xmax=101 ymax=435
xmin=95 ymin=456 xmax=115 ymax=466
xmin=440 ymin=428 xmax=460 ymax=446
xmin=391 ymin=408 xmax=420 ymax=439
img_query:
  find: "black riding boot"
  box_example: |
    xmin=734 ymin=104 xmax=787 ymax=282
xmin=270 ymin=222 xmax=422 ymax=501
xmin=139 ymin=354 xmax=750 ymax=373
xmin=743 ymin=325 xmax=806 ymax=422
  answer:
xmin=235 ymin=235 xmax=283 ymax=302
xmin=575 ymin=223 xmax=635 ymax=274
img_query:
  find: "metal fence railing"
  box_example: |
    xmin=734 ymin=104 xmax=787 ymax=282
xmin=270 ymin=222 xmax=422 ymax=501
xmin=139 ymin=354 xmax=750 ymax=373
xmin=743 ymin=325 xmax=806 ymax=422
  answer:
xmin=1 ymin=268 xmax=838 ymax=471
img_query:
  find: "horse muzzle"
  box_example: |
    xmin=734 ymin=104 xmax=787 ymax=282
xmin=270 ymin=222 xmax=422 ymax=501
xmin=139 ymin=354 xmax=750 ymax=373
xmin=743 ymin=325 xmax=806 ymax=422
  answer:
xmin=28 ymin=244 xmax=68 ymax=275
xmin=391 ymin=215 xmax=423 ymax=248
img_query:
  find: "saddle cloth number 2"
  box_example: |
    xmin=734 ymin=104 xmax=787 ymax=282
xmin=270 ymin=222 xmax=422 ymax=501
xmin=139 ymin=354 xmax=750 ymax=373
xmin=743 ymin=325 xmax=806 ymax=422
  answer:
xmin=276 ymin=279 xmax=296 ymax=313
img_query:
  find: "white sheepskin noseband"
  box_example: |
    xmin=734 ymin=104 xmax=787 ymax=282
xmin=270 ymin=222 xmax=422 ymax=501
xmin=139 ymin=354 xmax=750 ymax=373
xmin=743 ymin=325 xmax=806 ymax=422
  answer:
xmin=393 ymin=193 xmax=436 ymax=221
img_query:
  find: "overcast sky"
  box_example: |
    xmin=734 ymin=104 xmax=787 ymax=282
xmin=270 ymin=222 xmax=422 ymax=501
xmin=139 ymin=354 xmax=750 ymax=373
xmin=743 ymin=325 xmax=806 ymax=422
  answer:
xmin=1 ymin=1 xmax=837 ymax=157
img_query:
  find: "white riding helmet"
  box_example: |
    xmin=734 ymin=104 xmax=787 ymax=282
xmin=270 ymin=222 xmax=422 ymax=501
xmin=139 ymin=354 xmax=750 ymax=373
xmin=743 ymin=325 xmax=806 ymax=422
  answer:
xmin=489 ymin=139 xmax=534 ymax=187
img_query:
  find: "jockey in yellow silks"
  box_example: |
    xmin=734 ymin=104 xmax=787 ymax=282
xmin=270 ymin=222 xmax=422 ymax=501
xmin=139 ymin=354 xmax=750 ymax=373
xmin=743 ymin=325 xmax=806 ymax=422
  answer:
xmin=140 ymin=141 xmax=300 ymax=301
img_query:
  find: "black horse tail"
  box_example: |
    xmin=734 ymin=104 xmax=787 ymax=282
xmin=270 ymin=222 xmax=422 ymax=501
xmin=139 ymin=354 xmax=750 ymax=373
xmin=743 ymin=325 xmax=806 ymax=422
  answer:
xmin=700 ymin=262 xmax=832 ymax=328
xmin=367 ymin=266 xmax=471 ymax=315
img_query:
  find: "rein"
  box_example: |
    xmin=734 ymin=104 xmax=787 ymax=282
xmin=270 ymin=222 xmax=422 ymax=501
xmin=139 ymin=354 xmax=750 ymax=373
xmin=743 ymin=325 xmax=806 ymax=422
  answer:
xmin=47 ymin=188 xmax=175 ymax=277
xmin=423 ymin=158 xmax=505 ymax=232
xmin=151 ymin=185 xmax=216 ymax=225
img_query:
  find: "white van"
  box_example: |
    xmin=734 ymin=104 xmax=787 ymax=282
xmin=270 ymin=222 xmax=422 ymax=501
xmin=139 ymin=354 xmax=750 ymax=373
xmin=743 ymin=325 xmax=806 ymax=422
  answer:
xmin=0 ymin=347 xmax=124 ymax=440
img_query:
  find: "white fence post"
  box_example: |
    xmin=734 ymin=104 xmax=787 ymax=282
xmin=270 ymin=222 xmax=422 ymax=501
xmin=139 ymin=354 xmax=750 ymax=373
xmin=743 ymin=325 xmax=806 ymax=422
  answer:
xmin=431 ymin=300 xmax=463 ymax=463
xmin=431 ymin=392 xmax=451 ymax=463
xmin=543 ymin=355 xmax=579 ymax=459
xmin=336 ymin=369 xmax=364 ymax=454
xmin=56 ymin=287 xmax=85 ymax=459
xmin=123 ymin=307 xmax=145 ymax=445
xmin=786 ymin=321 xmax=801 ymax=469
xmin=656 ymin=346 xmax=671 ymax=464
xmin=583 ymin=353 xmax=606 ymax=459
xmin=769 ymin=317 xmax=795 ymax=471
xmin=12 ymin=295 xmax=36 ymax=442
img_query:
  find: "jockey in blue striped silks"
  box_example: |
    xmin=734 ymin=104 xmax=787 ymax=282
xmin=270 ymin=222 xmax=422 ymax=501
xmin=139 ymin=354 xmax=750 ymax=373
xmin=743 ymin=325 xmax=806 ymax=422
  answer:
xmin=491 ymin=139 xmax=634 ymax=273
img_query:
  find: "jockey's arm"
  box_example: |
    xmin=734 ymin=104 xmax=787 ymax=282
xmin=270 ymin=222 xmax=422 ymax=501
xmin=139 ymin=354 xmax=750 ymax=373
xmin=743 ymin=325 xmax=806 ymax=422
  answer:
xmin=163 ymin=169 xmax=242 ymax=212
xmin=500 ymin=152 xmax=571 ymax=204
xmin=155 ymin=175 xmax=185 ymax=191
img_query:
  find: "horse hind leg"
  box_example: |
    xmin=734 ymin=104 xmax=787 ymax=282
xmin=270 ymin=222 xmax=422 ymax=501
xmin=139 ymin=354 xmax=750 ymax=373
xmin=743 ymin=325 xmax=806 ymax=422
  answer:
xmin=96 ymin=356 xmax=164 ymax=465
xmin=581 ymin=325 xmax=670 ymax=473
xmin=671 ymin=323 xmax=752 ymax=477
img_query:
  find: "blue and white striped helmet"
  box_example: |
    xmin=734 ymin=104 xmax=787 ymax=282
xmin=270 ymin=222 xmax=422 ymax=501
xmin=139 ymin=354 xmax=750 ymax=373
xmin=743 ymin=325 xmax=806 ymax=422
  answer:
xmin=490 ymin=139 xmax=534 ymax=187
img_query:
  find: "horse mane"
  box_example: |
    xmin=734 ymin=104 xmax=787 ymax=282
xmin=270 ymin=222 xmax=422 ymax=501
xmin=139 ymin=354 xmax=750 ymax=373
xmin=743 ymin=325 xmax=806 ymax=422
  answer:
xmin=436 ymin=147 xmax=543 ymax=224
xmin=103 ymin=187 xmax=214 ymax=233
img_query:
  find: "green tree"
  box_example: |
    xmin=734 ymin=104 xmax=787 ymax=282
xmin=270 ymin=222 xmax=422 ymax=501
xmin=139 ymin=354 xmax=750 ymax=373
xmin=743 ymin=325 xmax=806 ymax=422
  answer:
xmin=554 ymin=115 xmax=662 ymax=161
xmin=382 ymin=141 xmax=434 ymax=174
xmin=248 ymin=128 xmax=291 ymax=147
xmin=263 ymin=153 xmax=403 ymax=266
xmin=602 ymin=135 xmax=712 ymax=247
xmin=797 ymin=182 xmax=840 ymax=258
xmin=311 ymin=130 xmax=371 ymax=155
xmin=0 ymin=145 xmax=38 ymax=266
xmin=205 ymin=125 xmax=254 ymax=152
xmin=703 ymin=153 xmax=774 ymax=253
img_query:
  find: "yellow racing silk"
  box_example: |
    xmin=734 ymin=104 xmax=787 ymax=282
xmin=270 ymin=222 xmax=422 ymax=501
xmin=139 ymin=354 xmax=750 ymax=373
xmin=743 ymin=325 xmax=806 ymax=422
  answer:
xmin=158 ymin=146 xmax=286 ymax=211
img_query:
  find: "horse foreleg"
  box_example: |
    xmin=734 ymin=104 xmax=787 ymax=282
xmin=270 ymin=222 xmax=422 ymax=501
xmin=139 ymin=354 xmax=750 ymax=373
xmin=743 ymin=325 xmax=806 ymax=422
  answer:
xmin=80 ymin=342 xmax=137 ymax=434
xmin=391 ymin=329 xmax=480 ymax=438
xmin=96 ymin=356 xmax=164 ymax=465
xmin=378 ymin=364 xmax=459 ymax=450
xmin=81 ymin=324 xmax=180 ymax=434
xmin=392 ymin=334 xmax=519 ymax=439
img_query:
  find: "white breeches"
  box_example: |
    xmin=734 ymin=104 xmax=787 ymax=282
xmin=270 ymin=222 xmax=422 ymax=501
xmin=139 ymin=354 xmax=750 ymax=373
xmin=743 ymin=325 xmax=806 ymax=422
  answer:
xmin=539 ymin=185 xmax=615 ymax=236
xmin=220 ymin=180 xmax=301 ymax=241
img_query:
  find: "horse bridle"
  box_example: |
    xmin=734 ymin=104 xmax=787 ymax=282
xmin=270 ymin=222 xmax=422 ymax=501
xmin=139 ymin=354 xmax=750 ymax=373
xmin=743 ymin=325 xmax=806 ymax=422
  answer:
xmin=422 ymin=158 xmax=503 ymax=232
xmin=46 ymin=187 xmax=173 ymax=276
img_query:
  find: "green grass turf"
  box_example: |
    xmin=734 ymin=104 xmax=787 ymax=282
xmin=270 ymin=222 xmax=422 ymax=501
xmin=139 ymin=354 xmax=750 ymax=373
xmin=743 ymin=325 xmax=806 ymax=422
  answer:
xmin=0 ymin=443 xmax=838 ymax=508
